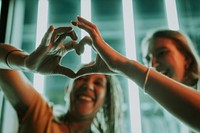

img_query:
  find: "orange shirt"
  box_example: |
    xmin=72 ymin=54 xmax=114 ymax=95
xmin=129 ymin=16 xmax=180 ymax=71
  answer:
xmin=19 ymin=91 xmax=69 ymax=133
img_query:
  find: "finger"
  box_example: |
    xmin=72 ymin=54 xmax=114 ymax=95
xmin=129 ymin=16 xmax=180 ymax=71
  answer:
xmin=52 ymin=30 xmax=77 ymax=51
xmin=73 ymin=36 xmax=92 ymax=55
xmin=77 ymin=16 xmax=101 ymax=35
xmin=66 ymin=30 xmax=78 ymax=40
xmin=51 ymin=27 xmax=73 ymax=42
xmin=77 ymin=16 xmax=95 ymax=29
xmin=41 ymin=25 xmax=54 ymax=46
xmin=54 ymin=33 xmax=68 ymax=47
xmin=62 ymin=40 xmax=78 ymax=55
xmin=72 ymin=21 xmax=97 ymax=38
xmin=54 ymin=65 xmax=76 ymax=78
xmin=79 ymin=36 xmax=93 ymax=46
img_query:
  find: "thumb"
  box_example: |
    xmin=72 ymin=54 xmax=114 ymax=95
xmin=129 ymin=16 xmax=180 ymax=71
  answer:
xmin=41 ymin=25 xmax=55 ymax=46
xmin=73 ymin=36 xmax=93 ymax=55
xmin=54 ymin=65 xmax=76 ymax=78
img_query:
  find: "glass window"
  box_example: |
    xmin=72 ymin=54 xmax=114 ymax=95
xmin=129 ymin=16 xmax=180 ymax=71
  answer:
xmin=1 ymin=0 xmax=200 ymax=133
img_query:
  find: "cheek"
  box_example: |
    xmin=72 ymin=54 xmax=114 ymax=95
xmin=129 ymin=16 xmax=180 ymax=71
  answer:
xmin=99 ymin=90 xmax=107 ymax=99
xmin=69 ymin=86 xmax=78 ymax=104
xmin=166 ymin=56 xmax=186 ymax=81
xmin=96 ymin=90 xmax=107 ymax=104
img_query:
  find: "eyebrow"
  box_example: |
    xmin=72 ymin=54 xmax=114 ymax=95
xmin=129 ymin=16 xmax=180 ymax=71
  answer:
xmin=94 ymin=77 xmax=105 ymax=81
xmin=94 ymin=76 xmax=107 ymax=82
xmin=155 ymin=46 xmax=168 ymax=51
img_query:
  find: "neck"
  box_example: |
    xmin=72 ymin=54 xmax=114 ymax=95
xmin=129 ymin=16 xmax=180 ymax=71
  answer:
xmin=65 ymin=113 xmax=93 ymax=133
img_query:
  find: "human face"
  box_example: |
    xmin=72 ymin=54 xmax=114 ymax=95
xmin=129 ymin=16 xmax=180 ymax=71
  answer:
xmin=69 ymin=74 xmax=107 ymax=120
xmin=145 ymin=37 xmax=187 ymax=82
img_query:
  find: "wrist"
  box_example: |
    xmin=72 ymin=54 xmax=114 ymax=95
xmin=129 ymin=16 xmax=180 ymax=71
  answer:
xmin=6 ymin=50 xmax=29 ymax=70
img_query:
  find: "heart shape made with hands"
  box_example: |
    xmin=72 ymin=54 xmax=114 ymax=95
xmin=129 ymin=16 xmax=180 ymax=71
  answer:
xmin=73 ymin=36 xmax=89 ymax=55
xmin=68 ymin=36 xmax=114 ymax=78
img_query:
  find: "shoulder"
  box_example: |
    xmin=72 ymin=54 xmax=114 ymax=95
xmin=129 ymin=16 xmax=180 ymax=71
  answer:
xmin=20 ymin=91 xmax=53 ymax=123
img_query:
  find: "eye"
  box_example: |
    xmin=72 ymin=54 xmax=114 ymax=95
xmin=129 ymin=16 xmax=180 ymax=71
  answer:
xmin=155 ymin=49 xmax=169 ymax=57
xmin=94 ymin=80 xmax=105 ymax=87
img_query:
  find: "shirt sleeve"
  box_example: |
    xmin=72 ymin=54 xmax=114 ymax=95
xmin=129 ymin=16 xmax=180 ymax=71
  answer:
xmin=19 ymin=90 xmax=53 ymax=133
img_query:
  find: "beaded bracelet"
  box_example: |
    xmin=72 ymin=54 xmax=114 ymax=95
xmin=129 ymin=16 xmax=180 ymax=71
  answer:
xmin=143 ymin=67 xmax=151 ymax=93
xmin=5 ymin=50 xmax=22 ymax=69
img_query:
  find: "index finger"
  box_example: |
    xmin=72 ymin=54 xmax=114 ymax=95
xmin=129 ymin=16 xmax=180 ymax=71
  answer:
xmin=51 ymin=27 xmax=77 ymax=42
xmin=77 ymin=16 xmax=94 ymax=28
xmin=66 ymin=30 xmax=78 ymax=40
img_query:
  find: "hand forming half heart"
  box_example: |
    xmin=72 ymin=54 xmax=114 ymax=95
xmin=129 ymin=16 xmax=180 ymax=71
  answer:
xmin=24 ymin=25 xmax=113 ymax=79
xmin=75 ymin=36 xmax=115 ymax=77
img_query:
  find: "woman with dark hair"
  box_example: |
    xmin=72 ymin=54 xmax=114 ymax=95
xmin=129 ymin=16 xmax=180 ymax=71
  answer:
xmin=0 ymin=25 xmax=124 ymax=133
xmin=72 ymin=16 xmax=200 ymax=132
xmin=61 ymin=74 xmax=124 ymax=133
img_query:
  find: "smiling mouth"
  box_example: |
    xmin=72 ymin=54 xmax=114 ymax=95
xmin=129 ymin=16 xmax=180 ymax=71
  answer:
xmin=78 ymin=95 xmax=93 ymax=102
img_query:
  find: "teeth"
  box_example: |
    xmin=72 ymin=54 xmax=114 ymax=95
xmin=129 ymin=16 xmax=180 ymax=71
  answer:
xmin=79 ymin=96 xmax=92 ymax=101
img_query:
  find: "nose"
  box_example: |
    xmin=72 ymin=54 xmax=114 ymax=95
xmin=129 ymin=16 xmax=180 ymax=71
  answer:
xmin=83 ymin=79 xmax=94 ymax=91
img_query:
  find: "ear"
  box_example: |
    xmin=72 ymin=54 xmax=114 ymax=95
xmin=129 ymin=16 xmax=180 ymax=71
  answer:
xmin=184 ymin=56 xmax=192 ymax=70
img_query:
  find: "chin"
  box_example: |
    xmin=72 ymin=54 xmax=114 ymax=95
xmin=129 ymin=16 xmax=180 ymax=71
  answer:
xmin=76 ymin=112 xmax=95 ymax=120
xmin=74 ymin=108 xmax=95 ymax=117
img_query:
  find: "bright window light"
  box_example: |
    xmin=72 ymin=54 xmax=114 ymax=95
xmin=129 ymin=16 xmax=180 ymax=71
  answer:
xmin=122 ymin=0 xmax=142 ymax=133
xmin=33 ymin=0 xmax=49 ymax=94
xmin=0 ymin=1 xmax=1 ymax=15
xmin=81 ymin=0 xmax=91 ymax=64
xmin=164 ymin=0 xmax=179 ymax=30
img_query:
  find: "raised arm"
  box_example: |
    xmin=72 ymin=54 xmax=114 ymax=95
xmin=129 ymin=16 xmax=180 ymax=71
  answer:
xmin=0 ymin=25 xmax=78 ymax=119
xmin=72 ymin=16 xmax=200 ymax=132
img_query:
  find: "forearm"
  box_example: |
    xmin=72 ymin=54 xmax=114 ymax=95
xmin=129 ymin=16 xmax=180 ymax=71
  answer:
xmin=94 ymin=42 xmax=200 ymax=130
xmin=0 ymin=43 xmax=28 ymax=70
xmin=93 ymin=40 xmax=130 ymax=71
xmin=93 ymin=40 xmax=147 ymax=84
xmin=74 ymin=16 xmax=200 ymax=131
xmin=145 ymin=69 xmax=200 ymax=131
xmin=121 ymin=59 xmax=200 ymax=131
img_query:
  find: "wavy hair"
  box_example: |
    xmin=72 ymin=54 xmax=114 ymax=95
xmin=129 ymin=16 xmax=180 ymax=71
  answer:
xmin=91 ymin=75 xmax=124 ymax=133
xmin=142 ymin=29 xmax=200 ymax=86
xmin=61 ymin=74 xmax=124 ymax=133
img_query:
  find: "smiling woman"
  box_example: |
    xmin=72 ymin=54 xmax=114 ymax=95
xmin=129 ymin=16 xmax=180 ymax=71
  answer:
xmin=142 ymin=30 xmax=200 ymax=87
xmin=140 ymin=30 xmax=200 ymax=133
xmin=0 ymin=24 xmax=124 ymax=133
xmin=60 ymin=74 xmax=124 ymax=133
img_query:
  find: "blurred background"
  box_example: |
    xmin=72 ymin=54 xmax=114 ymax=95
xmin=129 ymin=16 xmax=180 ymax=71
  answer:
xmin=0 ymin=0 xmax=200 ymax=133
